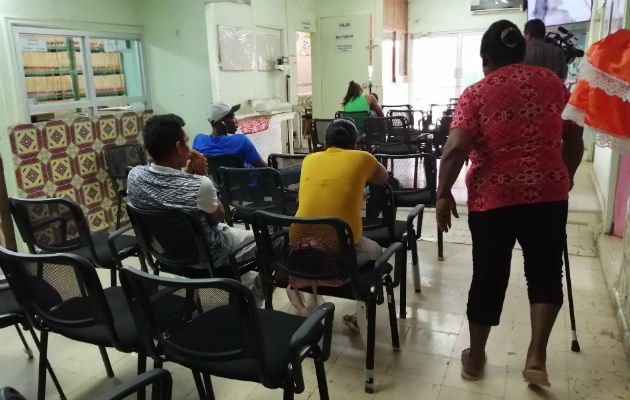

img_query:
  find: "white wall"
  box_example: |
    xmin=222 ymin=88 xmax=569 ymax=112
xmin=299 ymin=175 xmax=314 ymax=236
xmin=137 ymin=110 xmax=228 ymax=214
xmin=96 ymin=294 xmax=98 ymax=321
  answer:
xmin=140 ymin=0 xmax=212 ymax=137
xmin=408 ymin=0 xmax=527 ymax=34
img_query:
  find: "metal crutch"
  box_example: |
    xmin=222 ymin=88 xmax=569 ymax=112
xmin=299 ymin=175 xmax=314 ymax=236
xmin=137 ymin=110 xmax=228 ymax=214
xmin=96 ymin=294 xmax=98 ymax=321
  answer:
xmin=563 ymin=236 xmax=581 ymax=352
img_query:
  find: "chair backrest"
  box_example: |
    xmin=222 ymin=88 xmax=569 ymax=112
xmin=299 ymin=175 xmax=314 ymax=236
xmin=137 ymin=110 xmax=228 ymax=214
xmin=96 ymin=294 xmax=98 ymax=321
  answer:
xmin=9 ymin=197 xmax=96 ymax=258
xmin=205 ymin=154 xmax=245 ymax=187
xmin=363 ymin=184 xmax=396 ymax=241
xmin=310 ymin=118 xmax=333 ymax=152
xmin=386 ymin=109 xmax=414 ymax=127
xmin=119 ymin=266 xmax=273 ymax=384
xmin=334 ymin=111 xmax=371 ymax=131
xmin=252 ymin=210 xmax=360 ymax=286
xmin=434 ymin=116 xmax=453 ymax=152
xmin=218 ymin=167 xmax=286 ymax=218
xmin=126 ymin=203 xmax=225 ymax=278
xmin=267 ymin=153 xmax=306 ymax=170
xmin=104 ymin=144 xmax=147 ymax=192
xmin=0 ymin=246 xmax=124 ymax=348
xmin=381 ymin=104 xmax=412 ymax=114
xmin=364 ymin=116 xmax=411 ymax=148
xmin=374 ymin=153 xmax=437 ymax=205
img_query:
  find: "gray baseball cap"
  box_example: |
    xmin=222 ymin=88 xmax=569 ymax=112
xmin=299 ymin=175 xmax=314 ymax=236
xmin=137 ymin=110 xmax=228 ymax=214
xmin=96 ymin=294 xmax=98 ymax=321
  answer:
xmin=207 ymin=102 xmax=241 ymax=124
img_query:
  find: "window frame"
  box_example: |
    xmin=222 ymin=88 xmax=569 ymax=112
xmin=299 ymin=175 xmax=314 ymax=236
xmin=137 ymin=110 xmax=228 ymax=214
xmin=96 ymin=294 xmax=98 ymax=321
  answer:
xmin=12 ymin=25 xmax=150 ymax=120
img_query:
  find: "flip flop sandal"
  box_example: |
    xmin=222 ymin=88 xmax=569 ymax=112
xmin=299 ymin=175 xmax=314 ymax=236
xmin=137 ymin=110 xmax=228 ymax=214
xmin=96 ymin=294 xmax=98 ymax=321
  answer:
xmin=460 ymin=348 xmax=487 ymax=381
xmin=522 ymin=368 xmax=551 ymax=386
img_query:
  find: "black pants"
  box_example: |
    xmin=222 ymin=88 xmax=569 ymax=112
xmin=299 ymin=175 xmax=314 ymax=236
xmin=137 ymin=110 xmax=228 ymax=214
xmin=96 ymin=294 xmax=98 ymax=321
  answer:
xmin=467 ymin=201 xmax=568 ymax=326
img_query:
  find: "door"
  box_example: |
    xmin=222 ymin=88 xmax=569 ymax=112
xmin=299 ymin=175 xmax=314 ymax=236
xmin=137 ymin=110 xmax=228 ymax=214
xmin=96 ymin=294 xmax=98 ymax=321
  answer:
xmin=314 ymin=14 xmax=372 ymax=118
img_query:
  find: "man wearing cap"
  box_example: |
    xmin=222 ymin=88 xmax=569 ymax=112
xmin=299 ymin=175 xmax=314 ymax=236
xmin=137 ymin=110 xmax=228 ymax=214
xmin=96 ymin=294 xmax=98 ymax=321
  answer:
xmin=193 ymin=102 xmax=267 ymax=168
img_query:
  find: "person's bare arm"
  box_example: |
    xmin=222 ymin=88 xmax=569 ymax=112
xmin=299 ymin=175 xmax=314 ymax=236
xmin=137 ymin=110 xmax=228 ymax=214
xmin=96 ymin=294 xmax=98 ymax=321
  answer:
xmin=562 ymin=123 xmax=584 ymax=190
xmin=367 ymin=162 xmax=389 ymax=184
xmin=436 ymin=128 xmax=473 ymax=232
xmin=366 ymin=94 xmax=384 ymax=117
xmin=207 ymin=201 xmax=225 ymax=225
xmin=251 ymin=158 xmax=267 ymax=168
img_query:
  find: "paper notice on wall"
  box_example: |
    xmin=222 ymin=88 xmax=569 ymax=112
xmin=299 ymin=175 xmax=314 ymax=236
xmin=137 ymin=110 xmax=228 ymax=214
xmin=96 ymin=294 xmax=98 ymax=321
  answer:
xmin=103 ymin=39 xmax=117 ymax=53
xmin=20 ymin=38 xmax=47 ymax=52
xmin=116 ymin=40 xmax=127 ymax=51
xmin=336 ymin=44 xmax=353 ymax=53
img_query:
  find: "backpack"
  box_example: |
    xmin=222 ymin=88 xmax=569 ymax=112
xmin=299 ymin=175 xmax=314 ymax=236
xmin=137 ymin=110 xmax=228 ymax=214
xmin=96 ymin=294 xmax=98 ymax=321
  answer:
xmin=286 ymin=237 xmax=349 ymax=310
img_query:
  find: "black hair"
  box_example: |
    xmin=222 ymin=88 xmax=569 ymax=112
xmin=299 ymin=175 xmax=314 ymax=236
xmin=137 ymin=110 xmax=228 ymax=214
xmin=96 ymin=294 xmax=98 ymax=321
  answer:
xmin=480 ymin=20 xmax=526 ymax=68
xmin=143 ymin=114 xmax=186 ymax=161
xmin=325 ymin=119 xmax=358 ymax=150
xmin=524 ymin=19 xmax=546 ymax=39
xmin=342 ymin=81 xmax=362 ymax=107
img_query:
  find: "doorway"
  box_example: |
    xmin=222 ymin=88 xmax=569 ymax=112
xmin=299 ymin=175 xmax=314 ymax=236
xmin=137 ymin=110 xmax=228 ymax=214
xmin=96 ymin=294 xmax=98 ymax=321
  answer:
xmin=296 ymin=31 xmax=312 ymax=151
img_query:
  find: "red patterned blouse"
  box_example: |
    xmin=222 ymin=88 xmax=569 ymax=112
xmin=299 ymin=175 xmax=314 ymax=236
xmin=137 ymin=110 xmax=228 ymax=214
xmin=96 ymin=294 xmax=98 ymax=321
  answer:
xmin=450 ymin=64 xmax=571 ymax=212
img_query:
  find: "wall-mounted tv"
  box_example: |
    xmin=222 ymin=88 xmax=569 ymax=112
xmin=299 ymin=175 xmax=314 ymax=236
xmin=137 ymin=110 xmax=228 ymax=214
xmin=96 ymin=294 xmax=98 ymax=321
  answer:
xmin=528 ymin=0 xmax=592 ymax=25
xmin=471 ymin=0 xmax=525 ymax=13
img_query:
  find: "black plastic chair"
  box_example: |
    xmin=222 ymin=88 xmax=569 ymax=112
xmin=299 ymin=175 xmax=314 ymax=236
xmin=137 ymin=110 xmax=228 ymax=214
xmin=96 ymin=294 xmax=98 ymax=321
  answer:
xmin=375 ymin=153 xmax=443 ymax=261
xmin=268 ymin=153 xmax=306 ymax=214
xmin=385 ymin=110 xmax=432 ymax=152
xmin=310 ymin=119 xmax=334 ymax=152
xmin=334 ymin=110 xmax=371 ymax=132
xmin=9 ymin=197 xmax=145 ymax=287
xmin=205 ymin=154 xmax=245 ymax=187
xmin=0 ymin=247 xmax=147 ymax=400
xmin=0 ymin=279 xmax=33 ymax=360
xmin=120 ymin=266 xmax=334 ymax=400
xmin=251 ymin=210 xmax=402 ymax=394
xmin=433 ymin=116 xmax=453 ymax=158
xmin=104 ymin=144 xmax=148 ymax=230
xmin=126 ymin=203 xmax=255 ymax=280
xmin=1 ymin=368 xmax=172 ymax=400
xmin=362 ymin=183 xmax=423 ymax=317
xmin=218 ymin=167 xmax=290 ymax=225
xmin=364 ymin=116 xmax=419 ymax=155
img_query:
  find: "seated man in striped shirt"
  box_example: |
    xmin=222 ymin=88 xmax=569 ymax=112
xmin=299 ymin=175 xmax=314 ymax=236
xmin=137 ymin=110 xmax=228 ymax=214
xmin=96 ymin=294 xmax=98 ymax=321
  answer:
xmin=127 ymin=114 xmax=261 ymax=297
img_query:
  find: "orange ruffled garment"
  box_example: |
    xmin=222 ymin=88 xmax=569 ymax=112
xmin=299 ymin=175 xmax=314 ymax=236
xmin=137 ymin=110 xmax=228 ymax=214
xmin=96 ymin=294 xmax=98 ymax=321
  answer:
xmin=562 ymin=29 xmax=630 ymax=153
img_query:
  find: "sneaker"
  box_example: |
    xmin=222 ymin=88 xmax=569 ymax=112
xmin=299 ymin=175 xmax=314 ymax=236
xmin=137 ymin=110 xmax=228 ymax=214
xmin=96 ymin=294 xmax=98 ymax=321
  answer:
xmin=342 ymin=313 xmax=359 ymax=334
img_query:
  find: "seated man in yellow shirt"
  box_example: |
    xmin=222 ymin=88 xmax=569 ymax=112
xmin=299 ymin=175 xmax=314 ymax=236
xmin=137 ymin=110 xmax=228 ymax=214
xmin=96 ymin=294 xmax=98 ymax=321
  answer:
xmin=295 ymin=118 xmax=389 ymax=330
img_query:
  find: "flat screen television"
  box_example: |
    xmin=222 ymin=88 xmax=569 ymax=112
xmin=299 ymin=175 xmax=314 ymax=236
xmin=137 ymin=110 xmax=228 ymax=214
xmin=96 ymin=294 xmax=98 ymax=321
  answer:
xmin=528 ymin=0 xmax=592 ymax=25
xmin=471 ymin=0 xmax=524 ymax=13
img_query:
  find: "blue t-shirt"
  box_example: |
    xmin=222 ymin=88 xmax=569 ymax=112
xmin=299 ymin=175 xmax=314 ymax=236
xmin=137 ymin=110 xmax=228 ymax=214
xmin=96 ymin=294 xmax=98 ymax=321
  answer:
xmin=192 ymin=133 xmax=262 ymax=166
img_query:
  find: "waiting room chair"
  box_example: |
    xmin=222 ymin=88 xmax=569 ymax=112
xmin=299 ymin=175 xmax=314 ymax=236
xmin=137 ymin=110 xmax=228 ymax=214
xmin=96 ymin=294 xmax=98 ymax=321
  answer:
xmin=374 ymin=153 xmax=443 ymax=261
xmin=9 ymin=197 xmax=145 ymax=287
xmin=334 ymin=110 xmax=371 ymax=132
xmin=126 ymin=203 xmax=255 ymax=280
xmin=205 ymin=154 xmax=244 ymax=186
xmin=268 ymin=153 xmax=306 ymax=212
xmin=120 ymin=266 xmax=335 ymax=400
xmin=432 ymin=115 xmax=453 ymax=158
xmin=362 ymin=183 xmax=423 ymax=317
xmin=104 ymin=143 xmax=148 ymax=230
xmin=310 ymin=119 xmax=334 ymax=152
xmin=0 ymin=368 xmax=173 ymax=400
xmin=218 ymin=167 xmax=291 ymax=225
xmin=251 ymin=210 xmax=402 ymax=394
xmin=0 ymin=247 xmax=147 ymax=400
xmin=385 ymin=110 xmax=432 ymax=152
xmin=364 ymin=116 xmax=419 ymax=155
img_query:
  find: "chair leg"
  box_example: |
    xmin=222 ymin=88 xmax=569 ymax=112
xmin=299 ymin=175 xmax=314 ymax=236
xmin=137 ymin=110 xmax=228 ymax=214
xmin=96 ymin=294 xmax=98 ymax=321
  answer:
xmin=264 ymin=282 xmax=274 ymax=310
xmin=437 ymin=227 xmax=444 ymax=261
xmin=314 ymin=357 xmax=329 ymax=400
xmin=364 ymin=298 xmax=377 ymax=394
xmin=385 ymin=277 xmax=401 ymax=352
xmin=283 ymin=386 xmax=295 ymax=400
xmin=203 ymin=374 xmax=215 ymax=400
xmin=111 ymin=268 xmax=117 ymax=287
xmin=410 ymin=234 xmax=421 ymax=293
xmin=28 ymin=329 xmax=66 ymax=400
xmin=137 ymin=353 xmax=147 ymax=400
xmin=191 ymin=371 xmax=209 ymax=400
xmin=138 ymin=252 xmax=149 ymax=273
xmin=399 ymin=242 xmax=407 ymax=319
xmin=99 ymin=346 xmax=115 ymax=377
xmin=15 ymin=324 xmax=33 ymax=359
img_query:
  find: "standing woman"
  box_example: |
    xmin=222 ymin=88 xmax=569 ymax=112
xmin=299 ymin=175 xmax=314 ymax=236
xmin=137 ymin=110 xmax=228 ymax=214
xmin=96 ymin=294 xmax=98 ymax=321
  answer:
xmin=342 ymin=80 xmax=384 ymax=117
xmin=436 ymin=20 xmax=583 ymax=385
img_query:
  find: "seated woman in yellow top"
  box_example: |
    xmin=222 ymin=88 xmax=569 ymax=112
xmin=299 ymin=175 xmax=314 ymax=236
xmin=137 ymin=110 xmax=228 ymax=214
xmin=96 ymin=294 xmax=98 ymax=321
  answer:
xmin=342 ymin=81 xmax=384 ymax=117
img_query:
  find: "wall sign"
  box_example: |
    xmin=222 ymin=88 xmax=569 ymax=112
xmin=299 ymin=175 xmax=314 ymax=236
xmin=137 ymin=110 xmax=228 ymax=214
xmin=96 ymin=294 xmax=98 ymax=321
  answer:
xmin=20 ymin=38 xmax=47 ymax=52
xmin=334 ymin=20 xmax=354 ymax=54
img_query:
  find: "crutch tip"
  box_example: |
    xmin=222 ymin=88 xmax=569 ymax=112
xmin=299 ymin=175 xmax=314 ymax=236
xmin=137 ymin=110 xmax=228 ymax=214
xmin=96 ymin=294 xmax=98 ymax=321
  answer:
xmin=571 ymin=340 xmax=581 ymax=352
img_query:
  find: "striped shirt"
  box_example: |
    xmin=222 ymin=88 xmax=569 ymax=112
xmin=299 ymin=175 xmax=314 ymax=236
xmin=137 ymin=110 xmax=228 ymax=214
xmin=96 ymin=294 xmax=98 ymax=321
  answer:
xmin=524 ymin=38 xmax=568 ymax=81
xmin=127 ymin=164 xmax=228 ymax=266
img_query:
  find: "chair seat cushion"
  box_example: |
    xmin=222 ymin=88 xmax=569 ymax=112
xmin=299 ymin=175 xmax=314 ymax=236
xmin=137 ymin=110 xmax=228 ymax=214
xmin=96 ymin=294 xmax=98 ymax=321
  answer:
xmin=362 ymin=219 xmax=408 ymax=247
xmin=164 ymin=306 xmax=323 ymax=388
xmin=393 ymin=189 xmax=433 ymax=207
xmin=373 ymin=144 xmax=418 ymax=155
xmin=55 ymin=234 xmax=138 ymax=269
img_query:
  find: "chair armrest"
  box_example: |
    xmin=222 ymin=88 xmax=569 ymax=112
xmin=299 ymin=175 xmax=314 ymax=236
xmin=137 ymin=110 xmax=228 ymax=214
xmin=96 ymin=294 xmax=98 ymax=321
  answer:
xmin=289 ymin=302 xmax=335 ymax=364
xmin=107 ymin=224 xmax=136 ymax=270
xmin=407 ymin=204 xmax=425 ymax=239
xmin=95 ymin=368 xmax=172 ymax=400
xmin=374 ymin=241 xmax=403 ymax=276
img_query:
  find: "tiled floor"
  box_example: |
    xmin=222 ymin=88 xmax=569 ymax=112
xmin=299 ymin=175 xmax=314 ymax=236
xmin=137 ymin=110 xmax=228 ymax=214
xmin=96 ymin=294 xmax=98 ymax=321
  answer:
xmin=1 ymin=162 xmax=629 ymax=399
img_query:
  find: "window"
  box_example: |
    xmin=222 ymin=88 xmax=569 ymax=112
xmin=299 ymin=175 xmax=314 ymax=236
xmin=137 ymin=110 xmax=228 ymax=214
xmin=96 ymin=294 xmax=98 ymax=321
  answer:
xmin=13 ymin=26 xmax=149 ymax=121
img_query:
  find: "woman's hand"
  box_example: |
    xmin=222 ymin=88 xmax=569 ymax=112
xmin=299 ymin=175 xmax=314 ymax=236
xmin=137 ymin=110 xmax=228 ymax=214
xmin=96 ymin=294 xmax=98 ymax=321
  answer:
xmin=186 ymin=150 xmax=208 ymax=176
xmin=436 ymin=193 xmax=459 ymax=233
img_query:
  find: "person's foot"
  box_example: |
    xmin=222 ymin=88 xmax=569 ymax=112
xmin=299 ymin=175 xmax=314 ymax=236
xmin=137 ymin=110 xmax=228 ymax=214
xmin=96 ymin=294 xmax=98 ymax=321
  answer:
xmin=461 ymin=348 xmax=486 ymax=381
xmin=522 ymin=368 xmax=550 ymax=386
xmin=342 ymin=313 xmax=359 ymax=334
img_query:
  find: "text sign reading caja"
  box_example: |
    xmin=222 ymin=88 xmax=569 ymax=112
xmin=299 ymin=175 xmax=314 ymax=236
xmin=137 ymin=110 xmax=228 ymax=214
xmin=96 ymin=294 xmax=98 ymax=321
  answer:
xmin=338 ymin=22 xmax=351 ymax=28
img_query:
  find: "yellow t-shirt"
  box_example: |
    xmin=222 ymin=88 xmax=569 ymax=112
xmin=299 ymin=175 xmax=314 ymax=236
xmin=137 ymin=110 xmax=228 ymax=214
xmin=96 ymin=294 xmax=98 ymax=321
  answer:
xmin=295 ymin=148 xmax=379 ymax=243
